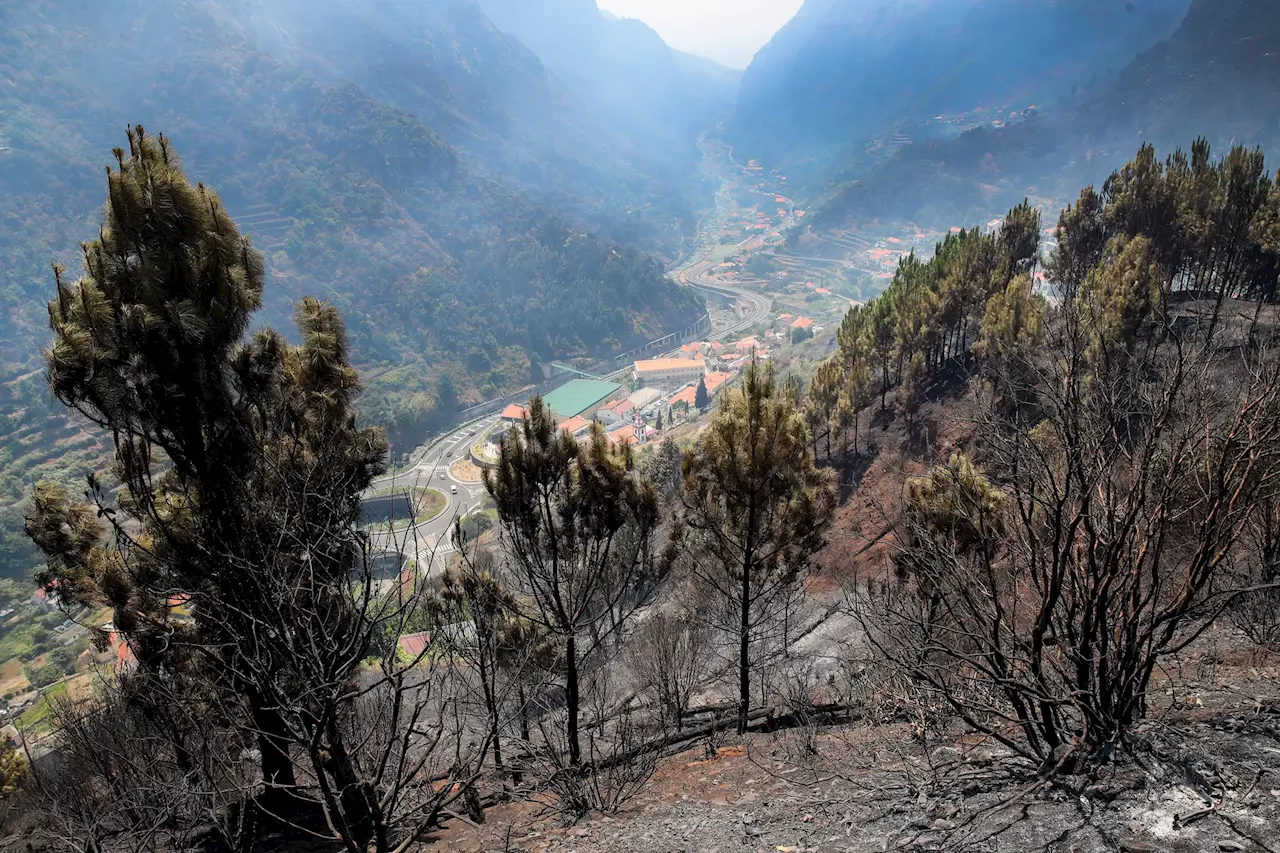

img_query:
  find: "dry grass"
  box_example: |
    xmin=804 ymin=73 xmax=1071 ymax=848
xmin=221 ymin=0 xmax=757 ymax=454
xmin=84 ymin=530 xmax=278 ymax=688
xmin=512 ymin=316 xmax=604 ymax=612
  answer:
xmin=450 ymin=456 xmax=484 ymax=484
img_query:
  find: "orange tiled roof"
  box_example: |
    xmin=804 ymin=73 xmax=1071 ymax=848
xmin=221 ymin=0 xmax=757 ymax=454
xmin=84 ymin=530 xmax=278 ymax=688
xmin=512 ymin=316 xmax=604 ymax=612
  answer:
xmin=791 ymin=317 xmax=814 ymax=329
xmin=634 ymin=358 xmax=704 ymax=373
xmin=704 ymin=371 xmax=733 ymax=394
xmin=501 ymin=403 xmax=528 ymax=420
xmin=608 ymin=430 xmax=640 ymax=448
xmin=559 ymin=416 xmax=590 ymax=435
xmin=670 ymin=386 xmax=698 ymax=407
xmin=114 ymin=638 xmax=136 ymax=673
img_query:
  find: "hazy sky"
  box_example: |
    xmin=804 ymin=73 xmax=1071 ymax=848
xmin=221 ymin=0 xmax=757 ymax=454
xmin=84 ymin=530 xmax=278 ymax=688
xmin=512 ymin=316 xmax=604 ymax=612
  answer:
xmin=596 ymin=0 xmax=805 ymax=69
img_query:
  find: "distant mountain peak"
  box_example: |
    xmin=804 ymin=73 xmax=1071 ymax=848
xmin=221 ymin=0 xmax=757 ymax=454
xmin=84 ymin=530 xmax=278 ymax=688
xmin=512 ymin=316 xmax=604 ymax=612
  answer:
xmin=726 ymin=0 xmax=1190 ymax=175
xmin=804 ymin=0 xmax=1280 ymax=234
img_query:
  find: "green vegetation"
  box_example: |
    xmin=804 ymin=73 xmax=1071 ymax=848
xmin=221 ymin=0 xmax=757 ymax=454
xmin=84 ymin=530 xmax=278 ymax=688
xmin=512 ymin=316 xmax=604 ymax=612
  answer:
xmin=813 ymin=141 xmax=1280 ymax=763
xmin=27 ymin=128 xmax=388 ymax=824
xmin=456 ymin=509 xmax=495 ymax=543
xmin=810 ymin=139 xmax=1280 ymax=459
xmin=0 ymin=0 xmax=706 ymax=581
xmin=694 ymin=376 xmax=710 ymax=411
xmin=17 ymin=681 xmax=67 ymax=735
xmin=676 ymin=359 xmax=836 ymax=734
xmin=803 ymin=197 xmax=1042 ymax=455
xmin=25 ymin=646 xmax=79 ymax=689
xmin=417 ymin=489 xmax=446 ymax=522
xmin=0 ymin=740 xmax=25 ymax=799
xmin=12 ymin=105 xmax=1280 ymax=844
xmin=486 ymin=400 xmax=660 ymax=767
xmin=0 ymin=613 xmax=54 ymax=665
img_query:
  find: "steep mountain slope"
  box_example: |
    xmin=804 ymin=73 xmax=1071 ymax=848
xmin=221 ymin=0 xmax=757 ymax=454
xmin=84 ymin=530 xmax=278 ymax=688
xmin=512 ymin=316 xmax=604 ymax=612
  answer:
xmin=0 ymin=0 xmax=704 ymax=579
xmin=726 ymin=0 xmax=1190 ymax=176
xmin=479 ymin=0 xmax=739 ymax=148
xmin=220 ymin=0 xmax=712 ymax=251
xmin=809 ymin=0 xmax=1280 ymax=230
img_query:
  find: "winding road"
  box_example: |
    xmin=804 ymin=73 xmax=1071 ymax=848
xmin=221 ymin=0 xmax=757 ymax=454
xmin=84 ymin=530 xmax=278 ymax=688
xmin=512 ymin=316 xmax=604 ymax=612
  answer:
xmin=363 ymin=220 xmax=778 ymax=574
xmin=365 ymin=425 xmax=490 ymax=570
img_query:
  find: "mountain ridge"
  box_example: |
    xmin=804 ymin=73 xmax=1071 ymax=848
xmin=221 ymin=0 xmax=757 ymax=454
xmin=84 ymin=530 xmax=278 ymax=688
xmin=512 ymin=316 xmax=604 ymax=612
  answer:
xmin=0 ymin=0 xmax=708 ymax=580
xmin=726 ymin=0 xmax=1191 ymax=181
xmin=805 ymin=0 xmax=1280 ymax=232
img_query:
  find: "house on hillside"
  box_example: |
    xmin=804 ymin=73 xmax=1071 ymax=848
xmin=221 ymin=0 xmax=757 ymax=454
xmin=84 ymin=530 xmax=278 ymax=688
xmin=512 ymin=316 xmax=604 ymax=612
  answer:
xmin=633 ymin=358 xmax=706 ymax=390
xmin=669 ymin=385 xmax=697 ymax=412
xmin=500 ymin=403 xmax=528 ymax=424
xmin=558 ymin=416 xmax=591 ymax=438
xmin=398 ymin=631 xmax=432 ymax=660
xmin=114 ymin=638 xmax=136 ymax=675
xmin=607 ymin=420 xmax=645 ymax=450
xmin=704 ymin=371 xmax=734 ymax=396
xmin=597 ymin=398 xmax=635 ymax=425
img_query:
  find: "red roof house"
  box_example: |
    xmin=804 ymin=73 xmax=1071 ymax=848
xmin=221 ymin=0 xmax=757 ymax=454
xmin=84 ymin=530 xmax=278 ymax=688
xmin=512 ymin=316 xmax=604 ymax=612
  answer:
xmin=398 ymin=631 xmax=432 ymax=660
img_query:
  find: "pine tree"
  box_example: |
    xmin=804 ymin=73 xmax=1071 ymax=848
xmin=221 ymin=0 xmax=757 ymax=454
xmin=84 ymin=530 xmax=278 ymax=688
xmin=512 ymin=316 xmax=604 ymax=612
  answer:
xmin=838 ymin=356 xmax=871 ymax=458
xmin=898 ymin=352 xmax=925 ymax=428
xmin=1048 ymin=185 xmax=1108 ymax=300
xmin=428 ymin=543 xmax=527 ymax=783
xmin=678 ymin=358 xmax=835 ymax=734
xmin=0 ymin=743 xmax=25 ymax=800
xmin=643 ymin=436 xmax=684 ymax=501
xmin=902 ymin=454 xmax=1005 ymax=557
xmin=694 ymin=375 xmax=710 ymax=410
xmin=26 ymin=127 xmax=387 ymax=810
xmin=868 ymin=296 xmax=896 ymax=408
xmin=998 ymin=199 xmax=1043 ymax=280
xmin=1078 ymin=235 xmax=1162 ymax=364
xmin=486 ymin=399 xmax=659 ymax=765
xmin=807 ymin=361 xmax=842 ymax=458
xmin=976 ymin=274 xmax=1046 ymax=387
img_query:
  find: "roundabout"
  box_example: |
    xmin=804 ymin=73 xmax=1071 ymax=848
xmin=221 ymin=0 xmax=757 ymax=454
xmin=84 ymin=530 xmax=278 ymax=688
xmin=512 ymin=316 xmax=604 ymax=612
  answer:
xmin=359 ymin=486 xmax=447 ymax=531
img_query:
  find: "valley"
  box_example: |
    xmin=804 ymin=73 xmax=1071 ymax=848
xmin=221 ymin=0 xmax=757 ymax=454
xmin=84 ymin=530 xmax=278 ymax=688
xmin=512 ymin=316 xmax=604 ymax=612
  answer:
xmin=3 ymin=2 xmax=1280 ymax=851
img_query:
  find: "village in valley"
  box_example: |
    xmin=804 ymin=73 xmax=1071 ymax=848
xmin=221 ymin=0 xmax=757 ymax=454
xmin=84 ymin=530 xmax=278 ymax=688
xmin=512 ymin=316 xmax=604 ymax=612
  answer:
xmin=484 ymin=317 xmax=813 ymax=455
xmin=0 ymin=124 xmax=1054 ymax=760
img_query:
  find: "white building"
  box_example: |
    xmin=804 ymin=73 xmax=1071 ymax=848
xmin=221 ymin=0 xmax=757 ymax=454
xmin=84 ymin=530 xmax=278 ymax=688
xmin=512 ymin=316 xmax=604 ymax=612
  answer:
xmin=633 ymin=357 xmax=706 ymax=389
